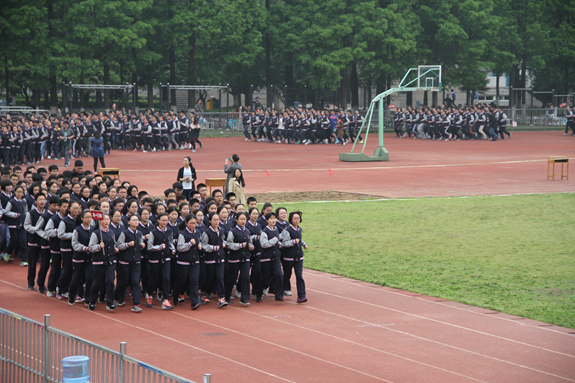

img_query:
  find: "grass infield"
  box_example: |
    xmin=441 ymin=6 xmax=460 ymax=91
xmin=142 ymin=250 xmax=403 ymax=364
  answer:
xmin=283 ymin=193 xmax=575 ymax=328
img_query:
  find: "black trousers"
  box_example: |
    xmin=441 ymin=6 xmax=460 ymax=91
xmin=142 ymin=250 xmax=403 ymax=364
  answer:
xmin=27 ymin=244 xmax=41 ymax=287
xmin=7 ymin=227 xmax=27 ymax=261
xmin=93 ymin=157 xmax=105 ymax=172
xmin=140 ymin=258 xmax=150 ymax=294
xmin=147 ymin=261 xmax=171 ymax=300
xmin=37 ymin=247 xmax=51 ymax=289
xmin=202 ymin=262 xmax=224 ymax=299
xmin=282 ymin=259 xmax=306 ymax=299
xmin=250 ymin=256 xmax=261 ymax=294
xmin=225 ymin=260 xmax=250 ymax=302
xmin=173 ymin=261 xmax=200 ymax=306
xmin=56 ymin=250 xmax=73 ymax=293
xmin=90 ymin=263 xmax=116 ymax=306
xmin=115 ymin=262 xmax=141 ymax=306
xmin=47 ymin=251 xmax=61 ymax=292
xmin=499 ymin=125 xmax=511 ymax=138
xmin=257 ymin=258 xmax=283 ymax=299
xmin=69 ymin=261 xmax=93 ymax=303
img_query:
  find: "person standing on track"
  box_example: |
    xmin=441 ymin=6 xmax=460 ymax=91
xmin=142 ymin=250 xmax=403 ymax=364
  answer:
xmin=224 ymin=154 xmax=241 ymax=196
xmin=177 ymin=156 xmax=197 ymax=201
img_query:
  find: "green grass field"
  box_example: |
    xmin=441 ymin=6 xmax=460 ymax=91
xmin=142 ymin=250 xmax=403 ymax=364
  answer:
xmin=282 ymin=193 xmax=575 ymax=328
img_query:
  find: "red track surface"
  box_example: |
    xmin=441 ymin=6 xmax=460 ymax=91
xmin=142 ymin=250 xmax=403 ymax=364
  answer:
xmin=2 ymin=131 xmax=574 ymax=382
xmin=1 ymin=264 xmax=574 ymax=383
xmin=45 ymin=131 xmax=573 ymax=197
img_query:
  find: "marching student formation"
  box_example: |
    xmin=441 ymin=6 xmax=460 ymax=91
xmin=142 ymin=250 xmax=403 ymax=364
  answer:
xmin=0 ymin=161 xmax=307 ymax=312
xmin=391 ymin=104 xmax=512 ymax=141
xmin=0 ymin=107 xmax=204 ymax=170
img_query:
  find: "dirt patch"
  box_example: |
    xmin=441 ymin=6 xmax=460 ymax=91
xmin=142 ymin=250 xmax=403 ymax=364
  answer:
xmin=249 ymin=191 xmax=383 ymax=203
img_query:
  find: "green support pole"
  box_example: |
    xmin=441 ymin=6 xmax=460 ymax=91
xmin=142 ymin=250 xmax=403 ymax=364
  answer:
xmin=372 ymin=97 xmax=389 ymax=159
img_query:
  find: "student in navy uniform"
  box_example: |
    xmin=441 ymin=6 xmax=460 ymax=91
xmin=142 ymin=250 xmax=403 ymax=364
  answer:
xmin=137 ymin=207 xmax=154 ymax=295
xmin=146 ymin=212 xmax=175 ymax=310
xmin=258 ymin=212 xmax=284 ymax=302
xmin=174 ymin=214 xmax=203 ymax=309
xmin=246 ymin=207 xmax=262 ymax=298
xmin=23 ymin=193 xmax=46 ymax=290
xmin=224 ymin=212 xmax=253 ymax=305
xmin=4 ymin=185 xmax=28 ymax=266
xmin=35 ymin=196 xmax=59 ymax=294
xmin=68 ymin=210 xmax=93 ymax=305
xmin=279 ymin=211 xmax=308 ymax=303
xmin=55 ymin=200 xmax=82 ymax=299
xmin=88 ymin=213 xmax=118 ymax=311
xmin=115 ymin=214 xmax=145 ymax=312
xmin=45 ymin=199 xmax=68 ymax=296
xmin=200 ymin=212 xmax=228 ymax=308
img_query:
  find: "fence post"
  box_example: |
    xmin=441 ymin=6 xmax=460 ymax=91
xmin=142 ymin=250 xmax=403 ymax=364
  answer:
xmin=119 ymin=342 xmax=127 ymax=383
xmin=43 ymin=315 xmax=51 ymax=383
xmin=270 ymin=85 xmax=274 ymax=109
xmin=284 ymin=85 xmax=288 ymax=109
xmin=133 ymin=83 xmax=137 ymax=113
xmin=304 ymin=85 xmax=307 ymax=108
xmin=218 ymin=84 xmax=222 ymax=113
xmin=204 ymin=373 xmax=212 ymax=383
xmin=69 ymin=82 xmax=72 ymax=112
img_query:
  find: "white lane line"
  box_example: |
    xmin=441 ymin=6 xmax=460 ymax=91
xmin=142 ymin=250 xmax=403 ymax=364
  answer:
xmin=306 ymin=271 xmax=575 ymax=338
xmin=169 ymin=310 xmax=394 ymax=383
xmin=259 ymin=299 xmax=574 ymax=382
xmin=122 ymin=157 xmax=573 ymax=173
xmin=231 ymin=306 xmax=489 ymax=383
xmin=0 ymin=279 xmax=294 ymax=383
xmin=305 ymin=284 xmax=575 ymax=359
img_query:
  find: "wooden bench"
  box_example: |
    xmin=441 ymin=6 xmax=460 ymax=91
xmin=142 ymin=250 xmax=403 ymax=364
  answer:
xmin=547 ymin=157 xmax=569 ymax=180
xmin=97 ymin=168 xmax=121 ymax=178
xmin=204 ymin=178 xmax=227 ymax=194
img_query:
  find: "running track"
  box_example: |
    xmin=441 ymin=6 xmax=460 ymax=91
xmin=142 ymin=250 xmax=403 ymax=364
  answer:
xmin=1 ymin=131 xmax=574 ymax=382
xmin=75 ymin=130 xmax=575 ymax=198
xmin=1 ymin=264 xmax=574 ymax=383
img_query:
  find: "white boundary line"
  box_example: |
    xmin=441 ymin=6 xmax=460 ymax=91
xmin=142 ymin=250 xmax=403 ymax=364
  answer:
xmin=120 ymin=157 xmax=574 ymax=173
xmin=305 ymin=270 xmax=575 ymax=338
xmin=304 ymin=283 xmax=575 ymax=358
xmin=235 ymin=303 xmax=574 ymax=382
xmin=0 ymin=279 xmax=294 ymax=383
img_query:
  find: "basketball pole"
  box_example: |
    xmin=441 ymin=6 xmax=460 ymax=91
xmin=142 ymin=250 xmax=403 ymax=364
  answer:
xmin=340 ymin=65 xmax=441 ymax=162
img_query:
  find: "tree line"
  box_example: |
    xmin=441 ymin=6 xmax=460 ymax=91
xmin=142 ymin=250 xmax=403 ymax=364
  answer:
xmin=1 ymin=0 xmax=573 ymax=110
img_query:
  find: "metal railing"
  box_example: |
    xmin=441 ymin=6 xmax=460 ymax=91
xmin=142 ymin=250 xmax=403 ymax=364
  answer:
xmin=0 ymin=308 xmax=205 ymax=383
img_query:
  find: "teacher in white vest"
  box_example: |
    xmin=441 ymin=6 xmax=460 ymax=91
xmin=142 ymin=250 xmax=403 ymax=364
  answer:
xmin=177 ymin=156 xmax=197 ymax=201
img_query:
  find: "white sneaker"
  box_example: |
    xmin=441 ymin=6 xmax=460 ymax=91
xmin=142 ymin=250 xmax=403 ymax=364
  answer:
xmin=192 ymin=149 xmax=196 ymax=152
xmin=152 ymin=148 xmax=156 ymax=152
xmin=245 ymin=138 xmax=250 ymax=141
xmin=262 ymin=288 xmax=268 ymax=297
xmin=284 ymin=291 xmax=293 ymax=296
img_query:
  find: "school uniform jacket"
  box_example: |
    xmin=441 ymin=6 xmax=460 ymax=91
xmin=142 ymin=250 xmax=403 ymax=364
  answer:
xmin=279 ymin=225 xmax=306 ymax=262
xmin=24 ymin=206 xmax=44 ymax=247
xmin=57 ymin=214 xmax=77 ymax=252
xmin=116 ymin=227 xmax=144 ymax=263
xmin=147 ymin=226 xmax=175 ymax=262
xmin=88 ymin=228 xmax=116 ymax=264
xmin=37 ymin=210 xmax=55 ymax=250
xmin=176 ymin=227 xmax=201 ymax=264
xmin=45 ymin=212 xmax=64 ymax=254
xmin=225 ymin=225 xmax=252 ymax=263
xmin=71 ymin=224 xmax=92 ymax=262
xmin=260 ymin=225 xmax=281 ymax=262
xmin=200 ymin=226 xmax=225 ymax=264
xmin=4 ymin=197 xmax=27 ymax=228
